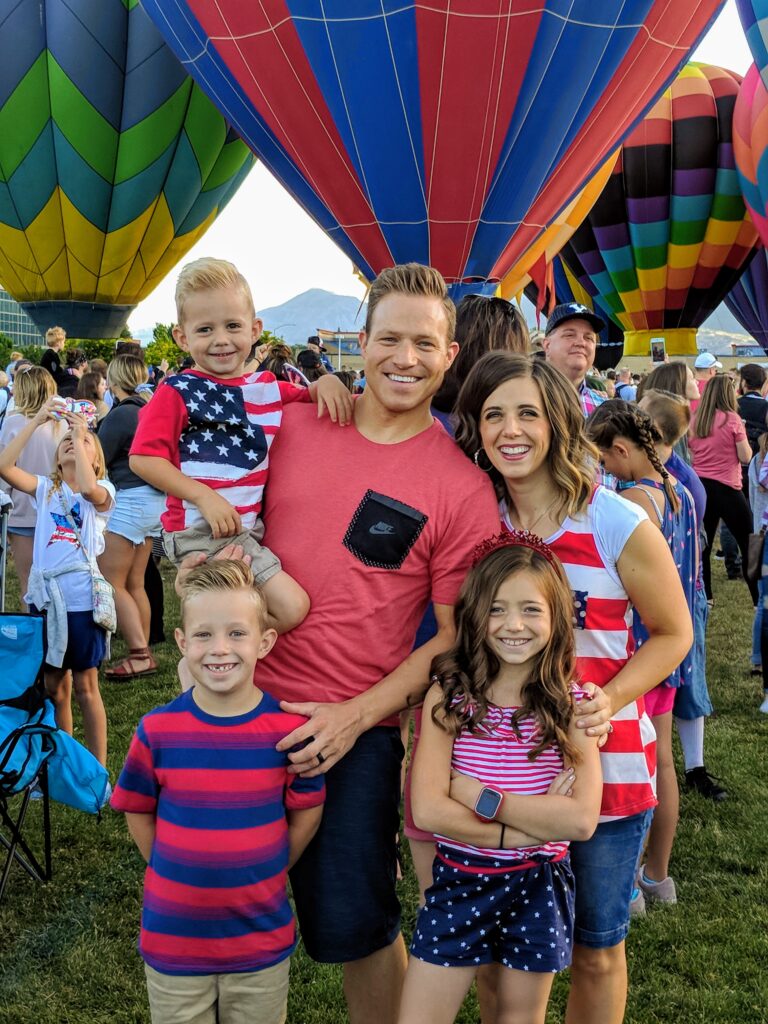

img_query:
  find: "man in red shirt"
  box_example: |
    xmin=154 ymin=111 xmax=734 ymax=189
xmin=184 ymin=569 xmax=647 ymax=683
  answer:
xmin=258 ymin=264 xmax=500 ymax=1023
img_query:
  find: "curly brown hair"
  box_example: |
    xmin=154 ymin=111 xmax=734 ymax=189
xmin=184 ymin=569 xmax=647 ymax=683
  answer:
xmin=431 ymin=544 xmax=580 ymax=764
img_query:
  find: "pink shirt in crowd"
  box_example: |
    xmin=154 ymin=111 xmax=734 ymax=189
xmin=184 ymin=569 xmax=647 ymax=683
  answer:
xmin=689 ymin=410 xmax=747 ymax=490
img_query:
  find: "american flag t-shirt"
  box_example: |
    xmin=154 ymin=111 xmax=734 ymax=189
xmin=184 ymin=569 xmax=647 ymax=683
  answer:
xmin=130 ymin=370 xmax=311 ymax=533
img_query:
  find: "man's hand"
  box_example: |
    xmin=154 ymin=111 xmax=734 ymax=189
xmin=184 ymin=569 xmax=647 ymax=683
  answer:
xmin=312 ymin=374 xmax=354 ymax=425
xmin=276 ymin=700 xmax=364 ymax=776
xmin=195 ymin=490 xmax=242 ymax=539
xmin=573 ymin=682 xmax=613 ymax=747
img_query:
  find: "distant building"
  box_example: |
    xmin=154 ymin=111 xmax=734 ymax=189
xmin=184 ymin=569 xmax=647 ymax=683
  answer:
xmin=0 ymin=287 xmax=43 ymax=346
xmin=316 ymin=328 xmax=363 ymax=370
xmin=730 ymin=341 xmax=766 ymax=359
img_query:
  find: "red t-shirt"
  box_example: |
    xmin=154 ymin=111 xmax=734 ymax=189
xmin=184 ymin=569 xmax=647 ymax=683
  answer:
xmin=258 ymin=406 xmax=499 ymax=724
xmin=689 ymin=410 xmax=747 ymax=490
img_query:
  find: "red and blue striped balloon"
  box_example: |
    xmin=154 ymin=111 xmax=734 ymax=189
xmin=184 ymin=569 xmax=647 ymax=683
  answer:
xmin=140 ymin=1 xmax=725 ymax=297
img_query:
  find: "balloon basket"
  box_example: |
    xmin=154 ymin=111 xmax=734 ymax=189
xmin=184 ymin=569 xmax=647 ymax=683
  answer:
xmin=623 ymin=328 xmax=698 ymax=357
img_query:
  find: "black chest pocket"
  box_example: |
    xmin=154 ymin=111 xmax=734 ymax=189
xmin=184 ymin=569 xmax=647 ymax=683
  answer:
xmin=343 ymin=490 xmax=428 ymax=569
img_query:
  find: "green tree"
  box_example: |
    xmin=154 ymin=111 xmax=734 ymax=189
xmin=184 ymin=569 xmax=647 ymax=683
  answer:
xmin=146 ymin=323 xmax=182 ymax=368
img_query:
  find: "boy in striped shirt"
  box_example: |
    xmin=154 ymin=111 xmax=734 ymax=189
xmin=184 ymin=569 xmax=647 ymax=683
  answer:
xmin=130 ymin=257 xmax=351 ymax=634
xmin=111 ymin=560 xmax=324 ymax=1024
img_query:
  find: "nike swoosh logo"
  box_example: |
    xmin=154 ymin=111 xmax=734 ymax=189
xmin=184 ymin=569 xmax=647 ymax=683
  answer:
xmin=369 ymin=522 xmax=395 ymax=535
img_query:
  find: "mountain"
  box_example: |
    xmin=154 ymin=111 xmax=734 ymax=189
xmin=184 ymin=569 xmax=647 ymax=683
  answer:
xmin=257 ymin=288 xmax=367 ymax=348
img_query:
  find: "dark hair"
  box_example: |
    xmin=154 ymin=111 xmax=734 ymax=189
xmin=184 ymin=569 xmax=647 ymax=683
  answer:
xmin=740 ymin=362 xmax=766 ymax=392
xmin=431 ymin=544 xmax=579 ymax=763
xmin=635 ymin=361 xmax=688 ymax=402
xmin=65 ymin=348 xmax=87 ymax=369
xmin=455 ymin=352 xmax=598 ymax=519
xmin=115 ymin=341 xmax=144 ymax=360
xmin=433 ymin=295 xmax=529 ymax=414
xmin=586 ymin=399 xmax=680 ymax=514
xmin=333 ymin=370 xmax=356 ymax=393
xmin=76 ymin=371 xmax=104 ymax=404
xmin=258 ymin=343 xmax=296 ymax=383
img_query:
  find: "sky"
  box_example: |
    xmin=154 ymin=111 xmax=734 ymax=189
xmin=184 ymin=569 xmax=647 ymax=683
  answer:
xmin=130 ymin=0 xmax=755 ymax=335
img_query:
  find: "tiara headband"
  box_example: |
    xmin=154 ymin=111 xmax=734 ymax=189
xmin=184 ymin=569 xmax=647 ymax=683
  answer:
xmin=471 ymin=530 xmax=557 ymax=568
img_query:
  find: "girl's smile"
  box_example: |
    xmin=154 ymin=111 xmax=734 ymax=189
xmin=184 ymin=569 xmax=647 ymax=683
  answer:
xmin=486 ymin=570 xmax=552 ymax=676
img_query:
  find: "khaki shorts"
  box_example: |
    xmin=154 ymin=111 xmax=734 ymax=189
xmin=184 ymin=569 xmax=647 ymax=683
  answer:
xmin=162 ymin=519 xmax=281 ymax=585
xmin=144 ymin=958 xmax=289 ymax=1024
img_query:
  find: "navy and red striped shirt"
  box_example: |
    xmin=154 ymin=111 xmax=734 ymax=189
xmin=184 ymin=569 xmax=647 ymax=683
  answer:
xmin=111 ymin=689 xmax=324 ymax=975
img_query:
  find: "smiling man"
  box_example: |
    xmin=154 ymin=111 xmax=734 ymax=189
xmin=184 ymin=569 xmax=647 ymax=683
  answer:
xmin=257 ymin=264 xmax=500 ymax=1023
xmin=542 ymin=303 xmax=607 ymax=418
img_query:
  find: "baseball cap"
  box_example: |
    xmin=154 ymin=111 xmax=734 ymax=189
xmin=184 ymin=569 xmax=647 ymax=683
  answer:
xmin=693 ymin=352 xmax=723 ymax=370
xmin=544 ymin=302 xmax=605 ymax=336
xmin=307 ymin=335 xmax=326 ymax=351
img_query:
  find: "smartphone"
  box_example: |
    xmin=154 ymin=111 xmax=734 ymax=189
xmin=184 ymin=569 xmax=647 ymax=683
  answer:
xmin=650 ymin=338 xmax=666 ymax=364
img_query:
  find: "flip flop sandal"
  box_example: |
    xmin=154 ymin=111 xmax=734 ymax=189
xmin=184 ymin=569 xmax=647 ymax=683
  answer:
xmin=105 ymin=648 xmax=158 ymax=681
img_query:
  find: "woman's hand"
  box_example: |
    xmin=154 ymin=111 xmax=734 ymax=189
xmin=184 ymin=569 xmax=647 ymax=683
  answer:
xmin=573 ymin=682 xmax=614 ymax=747
xmin=547 ymin=768 xmax=576 ymax=797
xmin=32 ymin=397 xmax=64 ymax=426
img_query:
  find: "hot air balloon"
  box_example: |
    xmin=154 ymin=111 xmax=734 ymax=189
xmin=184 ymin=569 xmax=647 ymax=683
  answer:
xmin=0 ymin=0 xmax=255 ymax=339
xmin=524 ymin=257 xmax=626 ymax=369
xmin=140 ymin=1 xmax=725 ymax=299
xmin=736 ymin=2 xmax=768 ymax=84
xmin=723 ymin=247 xmax=768 ymax=350
xmin=556 ymin=63 xmax=760 ymax=356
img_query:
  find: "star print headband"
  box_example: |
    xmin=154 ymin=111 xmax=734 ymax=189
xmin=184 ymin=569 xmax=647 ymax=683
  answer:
xmin=471 ymin=530 xmax=558 ymax=568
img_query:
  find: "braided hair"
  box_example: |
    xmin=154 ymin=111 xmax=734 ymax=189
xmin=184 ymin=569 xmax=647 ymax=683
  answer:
xmin=586 ymin=399 xmax=681 ymax=516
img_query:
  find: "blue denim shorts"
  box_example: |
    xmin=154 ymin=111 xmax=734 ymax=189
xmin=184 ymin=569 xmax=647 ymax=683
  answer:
xmin=106 ymin=485 xmax=164 ymax=546
xmin=411 ymin=851 xmax=574 ymax=973
xmin=39 ymin=610 xmax=106 ymax=672
xmin=289 ymin=726 xmax=404 ymax=963
xmin=568 ymin=809 xmax=653 ymax=948
xmin=674 ymin=587 xmax=713 ymax=720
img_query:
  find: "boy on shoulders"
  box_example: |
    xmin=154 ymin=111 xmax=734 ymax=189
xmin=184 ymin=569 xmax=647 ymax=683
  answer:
xmin=129 ymin=257 xmax=351 ymax=633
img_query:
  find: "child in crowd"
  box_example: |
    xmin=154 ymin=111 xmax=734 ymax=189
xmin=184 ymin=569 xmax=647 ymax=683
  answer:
xmin=111 ymin=560 xmax=325 ymax=1024
xmin=587 ymin=400 xmax=697 ymax=907
xmin=0 ymin=399 xmax=114 ymax=765
xmin=129 ymin=257 xmax=352 ymax=633
xmin=40 ymin=325 xmax=66 ymax=383
xmin=399 ymin=535 xmax=601 ymax=1024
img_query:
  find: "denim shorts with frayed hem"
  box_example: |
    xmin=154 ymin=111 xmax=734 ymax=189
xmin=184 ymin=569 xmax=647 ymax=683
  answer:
xmin=569 ymin=809 xmax=653 ymax=949
xmin=107 ymin=484 xmax=165 ymax=547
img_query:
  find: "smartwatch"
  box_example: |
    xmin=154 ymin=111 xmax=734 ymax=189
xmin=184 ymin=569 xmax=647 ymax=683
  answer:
xmin=474 ymin=786 xmax=504 ymax=821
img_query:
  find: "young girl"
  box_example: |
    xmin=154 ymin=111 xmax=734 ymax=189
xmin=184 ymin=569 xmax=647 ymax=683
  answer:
xmin=587 ymin=399 xmax=697 ymax=907
xmin=0 ymin=397 xmax=115 ymax=765
xmin=399 ymin=535 xmax=601 ymax=1024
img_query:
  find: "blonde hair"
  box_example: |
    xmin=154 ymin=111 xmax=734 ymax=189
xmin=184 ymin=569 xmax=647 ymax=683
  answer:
xmin=45 ymin=326 xmax=66 ymax=347
xmin=175 ymin=257 xmax=255 ymax=323
xmin=693 ymin=374 xmax=737 ymax=439
xmin=106 ymin=354 xmax=149 ymax=400
xmin=638 ymin=389 xmax=690 ymax=447
xmin=364 ymin=263 xmax=456 ymax=343
xmin=51 ymin=430 xmax=106 ymax=490
xmin=179 ymin=559 xmax=268 ymax=630
xmin=14 ymin=365 xmax=57 ymax=417
xmin=455 ymin=353 xmax=598 ymax=520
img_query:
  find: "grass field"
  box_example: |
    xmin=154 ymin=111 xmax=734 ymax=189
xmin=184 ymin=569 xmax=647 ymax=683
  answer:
xmin=0 ymin=558 xmax=766 ymax=1024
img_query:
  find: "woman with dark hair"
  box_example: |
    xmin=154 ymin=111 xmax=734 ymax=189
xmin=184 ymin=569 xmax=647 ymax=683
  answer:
xmin=454 ymin=352 xmax=691 ymax=1024
xmin=635 ymin=361 xmax=698 ymax=404
xmin=689 ymin=373 xmax=756 ymax=604
xmin=57 ymin=348 xmax=88 ymax=398
xmin=432 ymin=295 xmax=529 ymax=419
xmin=76 ymin=370 xmax=109 ymax=420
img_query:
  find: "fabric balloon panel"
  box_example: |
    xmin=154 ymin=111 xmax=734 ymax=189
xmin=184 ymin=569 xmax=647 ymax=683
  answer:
xmin=734 ymin=63 xmax=768 ymax=247
xmin=0 ymin=0 xmax=255 ymax=335
xmin=737 ymin=1 xmax=768 ymax=89
xmin=140 ymin=0 xmax=725 ymax=295
xmin=724 ymin=246 xmax=768 ymax=350
xmin=560 ymin=63 xmax=759 ymax=354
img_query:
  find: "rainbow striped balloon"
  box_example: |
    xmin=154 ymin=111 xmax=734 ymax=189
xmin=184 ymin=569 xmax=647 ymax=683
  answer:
xmin=736 ymin=2 xmax=768 ymax=86
xmin=0 ymin=0 xmax=255 ymax=338
xmin=559 ymin=63 xmax=759 ymax=356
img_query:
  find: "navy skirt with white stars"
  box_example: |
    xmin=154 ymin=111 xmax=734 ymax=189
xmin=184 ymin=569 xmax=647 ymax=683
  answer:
xmin=410 ymin=846 xmax=575 ymax=973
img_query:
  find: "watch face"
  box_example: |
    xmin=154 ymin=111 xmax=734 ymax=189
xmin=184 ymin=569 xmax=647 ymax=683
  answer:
xmin=476 ymin=787 xmax=503 ymax=820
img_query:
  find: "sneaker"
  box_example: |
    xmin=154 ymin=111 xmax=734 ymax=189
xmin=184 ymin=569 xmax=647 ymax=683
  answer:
xmin=684 ymin=766 xmax=728 ymax=801
xmin=629 ymin=887 xmax=646 ymax=917
xmin=759 ymin=693 xmax=768 ymax=714
xmin=638 ymin=871 xmax=677 ymax=905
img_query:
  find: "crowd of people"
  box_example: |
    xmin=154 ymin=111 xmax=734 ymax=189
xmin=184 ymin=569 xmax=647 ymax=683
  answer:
xmin=0 ymin=261 xmax=762 ymax=1024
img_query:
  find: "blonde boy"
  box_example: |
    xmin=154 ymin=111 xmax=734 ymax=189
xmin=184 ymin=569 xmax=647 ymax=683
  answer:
xmin=111 ymin=560 xmax=324 ymax=1024
xmin=129 ymin=257 xmax=351 ymax=633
